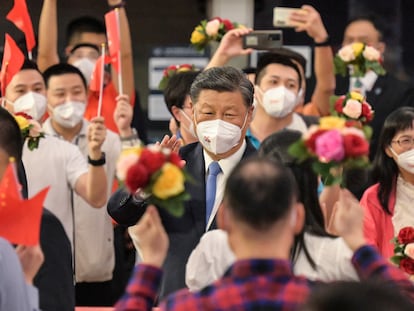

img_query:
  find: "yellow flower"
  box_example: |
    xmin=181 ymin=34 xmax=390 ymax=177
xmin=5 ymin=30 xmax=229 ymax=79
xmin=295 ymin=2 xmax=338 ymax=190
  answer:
xmin=190 ymin=26 xmax=206 ymax=45
xmin=14 ymin=115 xmax=30 ymax=130
xmin=153 ymin=163 xmax=185 ymax=199
xmin=319 ymin=116 xmax=346 ymax=130
xmin=121 ymin=146 xmax=142 ymax=157
xmin=351 ymin=42 xmax=364 ymax=56
xmin=350 ymin=91 xmax=364 ymax=102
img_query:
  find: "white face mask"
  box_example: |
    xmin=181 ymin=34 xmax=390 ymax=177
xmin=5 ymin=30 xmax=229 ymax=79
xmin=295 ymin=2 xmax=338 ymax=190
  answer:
xmin=179 ymin=109 xmax=197 ymax=139
xmin=52 ymin=101 xmax=85 ymax=128
xmin=9 ymin=92 xmax=47 ymax=121
xmin=196 ymin=113 xmax=248 ymax=155
xmin=72 ymin=58 xmax=95 ymax=84
xmin=390 ymin=147 xmax=414 ymax=174
xmin=258 ymin=86 xmax=299 ymax=118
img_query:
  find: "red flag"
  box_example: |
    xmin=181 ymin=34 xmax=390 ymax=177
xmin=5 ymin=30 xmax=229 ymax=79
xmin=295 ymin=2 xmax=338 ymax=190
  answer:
xmin=0 ymin=34 xmax=25 ymax=96
xmin=89 ymin=55 xmax=110 ymax=92
xmin=6 ymin=0 xmax=36 ymax=53
xmin=105 ymin=9 xmax=121 ymax=73
xmin=0 ymin=163 xmax=48 ymax=246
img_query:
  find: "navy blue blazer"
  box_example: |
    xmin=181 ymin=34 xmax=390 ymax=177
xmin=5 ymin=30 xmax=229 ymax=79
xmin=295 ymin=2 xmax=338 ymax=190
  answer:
xmin=108 ymin=140 xmax=257 ymax=300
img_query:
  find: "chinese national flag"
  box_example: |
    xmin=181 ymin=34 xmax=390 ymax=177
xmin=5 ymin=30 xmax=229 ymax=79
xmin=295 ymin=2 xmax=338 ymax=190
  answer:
xmin=89 ymin=54 xmax=111 ymax=92
xmin=0 ymin=163 xmax=49 ymax=246
xmin=105 ymin=10 xmax=121 ymax=73
xmin=0 ymin=34 xmax=25 ymax=96
xmin=6 ymin=0 xmax=36 ymax=53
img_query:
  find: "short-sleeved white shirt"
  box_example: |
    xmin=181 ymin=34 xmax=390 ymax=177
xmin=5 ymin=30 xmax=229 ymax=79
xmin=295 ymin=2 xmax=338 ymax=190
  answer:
xmin=22 ymin=134 xmax=88 ymax=249
xmin=43 ymin=119 xmax=121 ymax=282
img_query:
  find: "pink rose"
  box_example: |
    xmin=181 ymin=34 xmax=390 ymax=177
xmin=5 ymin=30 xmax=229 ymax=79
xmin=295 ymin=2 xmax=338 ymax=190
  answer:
xmin=404 ymin=243 xmax=414 ymax=260
xmin=363 ymin=46 xmax=381 ymax=61
xmin=338 ymin=45 xmax=356 ymax=62
xmin=28 ymin=120 xmax=43 ymax=138
xmin=342 ymin=99 xmax=362 ymax=119
xmin=116 ymin=154 xmax=139 ymax=181
xmin=205 ymin=19 xmax=221 ymax=37
xmin=315 ymin=130 xmax=345 ymax=162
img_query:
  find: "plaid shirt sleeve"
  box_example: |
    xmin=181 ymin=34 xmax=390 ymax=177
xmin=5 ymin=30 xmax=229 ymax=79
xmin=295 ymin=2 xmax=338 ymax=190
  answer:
xmin=352 ymin=245 xmax=414 ymax=302
xmin=114 ymin=264 xmax=162 ymax=311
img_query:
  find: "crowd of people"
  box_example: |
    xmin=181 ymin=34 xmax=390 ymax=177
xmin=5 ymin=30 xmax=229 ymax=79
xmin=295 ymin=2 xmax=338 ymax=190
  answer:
xmin=1 ymin=1 xmax=414 ymax=311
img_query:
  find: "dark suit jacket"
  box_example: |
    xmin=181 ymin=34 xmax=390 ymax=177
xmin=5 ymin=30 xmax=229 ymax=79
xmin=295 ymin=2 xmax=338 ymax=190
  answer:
xmin=108 ymin=140 xmax=257 ymax=299
xmin=336 ymin=74 xmax=414 ymax=158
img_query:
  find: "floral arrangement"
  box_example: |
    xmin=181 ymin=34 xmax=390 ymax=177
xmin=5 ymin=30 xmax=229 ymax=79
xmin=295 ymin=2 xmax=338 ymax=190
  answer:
xmin=190 ymin=17 xmax=244 ymax=52
xmin=116 ymin=145 xmax=191 ymax=217
xmin=14 ymin=112 xmax=45 ymax=151
xmin=334 ymin=42 xmax=386 ymax=78
xmin=331 ymin=91 xmax=374 ymax=125
xmin=391 ymin=226 xmax=414 ymax=277
xmin=158 ymin=64 xmax=197 ymax=91
xmin=289 ymin=116 xmax=370 ymax=186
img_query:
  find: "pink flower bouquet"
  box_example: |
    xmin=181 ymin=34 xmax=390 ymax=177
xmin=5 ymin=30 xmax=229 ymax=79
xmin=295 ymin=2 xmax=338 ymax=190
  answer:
xmin=334 ymin=42 xmax=385 ymax=78
xmin=289 ymin=116 xmax=370 ymax=186
xmin=190 ymin=17 xmax=244 ymax=52
xmin=330 ymin=91 xmax=374 ymax=139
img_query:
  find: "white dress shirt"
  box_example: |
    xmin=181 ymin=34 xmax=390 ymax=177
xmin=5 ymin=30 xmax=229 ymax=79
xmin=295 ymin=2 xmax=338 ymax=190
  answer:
xmin=203 ymin=140 xmax=247 ymax=230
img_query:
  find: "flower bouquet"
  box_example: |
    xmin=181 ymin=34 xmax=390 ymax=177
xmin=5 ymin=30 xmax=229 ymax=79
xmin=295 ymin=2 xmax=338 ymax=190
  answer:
xmin=289 ymin=116 xmax=370 ymax=186
xmin=391 ymin=226 xmax=414 ymax=277
xmin=14 ymin=112 xmax=45 ymax=151
xmin=190 ymin=17 xmax=244 ymax=52
xmin=116 ymin=145 xmax=192 ymax=217
xmin=158 ymin=64 xmax=197 ymax=91
xmin=331 ymin=91 xmax=374 ymax=139
xmin=334 ymin=42 xmax=386 ymax=78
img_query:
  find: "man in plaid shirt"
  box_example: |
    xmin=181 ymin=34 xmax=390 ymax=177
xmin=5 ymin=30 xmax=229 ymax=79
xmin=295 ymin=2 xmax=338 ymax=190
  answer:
xmin=115 ymin=158 xmax=414 ymax=311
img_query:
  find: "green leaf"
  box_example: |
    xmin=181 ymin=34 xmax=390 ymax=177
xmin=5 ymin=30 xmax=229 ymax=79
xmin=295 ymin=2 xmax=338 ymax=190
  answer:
xmin=334 ymin=56 xmax=348 ymax=77
xmin=390 ymin=255 xmax=402 ymax=266
xmin=149 ymin=191 xmax=191 ymax=217
xmin=288 ymin=140 xmax=310 ymax=163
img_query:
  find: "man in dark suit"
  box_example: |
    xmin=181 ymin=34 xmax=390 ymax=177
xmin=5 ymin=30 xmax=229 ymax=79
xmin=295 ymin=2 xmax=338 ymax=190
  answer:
xmin=337 ymin=15 xmax=414 ymax=159
xmin=108 ymin=66 xmax=256 ymax=299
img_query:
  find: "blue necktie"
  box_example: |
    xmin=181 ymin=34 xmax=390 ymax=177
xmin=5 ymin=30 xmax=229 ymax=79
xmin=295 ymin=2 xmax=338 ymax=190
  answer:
xmin=206 ymin=161 xmax=221 ymax=224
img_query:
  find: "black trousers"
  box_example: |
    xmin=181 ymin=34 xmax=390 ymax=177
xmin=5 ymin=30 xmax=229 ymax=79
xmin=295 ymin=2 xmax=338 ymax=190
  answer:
xmin=75 ymin=280 xmax=113 ymax=306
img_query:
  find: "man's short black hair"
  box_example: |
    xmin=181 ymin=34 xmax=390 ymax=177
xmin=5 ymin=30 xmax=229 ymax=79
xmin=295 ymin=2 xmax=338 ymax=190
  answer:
xmin=20 ymin=59 xmax=45 ymax=82
xmin=164 ymin=71 xmax=200 ymax=123
xmin=0 ymin=107 xmax=23 ymax=162
xmin=43 ymin=63 xmax=87 ymax=90
xmin=255 ymin=52 xmax=302 ymax=89
xmin=224 ymin=157 xmax=298 ymax=231
xmin=346 ymin=14 xmax=386 ymax=41
xmin=66 ymin=16 xmax=106 ymax=45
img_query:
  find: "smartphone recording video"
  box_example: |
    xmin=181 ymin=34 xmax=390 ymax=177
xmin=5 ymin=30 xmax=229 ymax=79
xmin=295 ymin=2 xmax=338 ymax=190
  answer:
xmin=243 ymin=30 xmax=283 ymax=50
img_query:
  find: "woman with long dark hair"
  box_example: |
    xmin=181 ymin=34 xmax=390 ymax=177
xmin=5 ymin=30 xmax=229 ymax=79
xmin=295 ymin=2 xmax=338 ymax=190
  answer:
xmin=361 ymin=106 xmax=414 ymax=257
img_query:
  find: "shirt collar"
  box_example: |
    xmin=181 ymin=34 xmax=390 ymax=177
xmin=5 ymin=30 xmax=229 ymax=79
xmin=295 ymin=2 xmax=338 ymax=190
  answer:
xmin=42 ymin=118 xmax=88 ymax=143
xmin=203 ymin=139 xmax=247 ymax=177
xmin=224 ymin=259 xmax=293 ymax=279
xmin=350 ymin=71 xmax=378 ymax=93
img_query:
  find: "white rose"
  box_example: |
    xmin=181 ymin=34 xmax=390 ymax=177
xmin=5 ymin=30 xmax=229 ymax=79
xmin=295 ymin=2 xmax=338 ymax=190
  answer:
xmin=338 ymin=45 xmax=356 ymax=62
xmin=342 ymin=99 xmax=362 ymax=119
xmin=362 ymin=46 xmax=381 ymax=61
xmin=404 ymin=243 xmax=414 ymax=260
xmin=205 ymin=19 xmax=221 ymax=37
